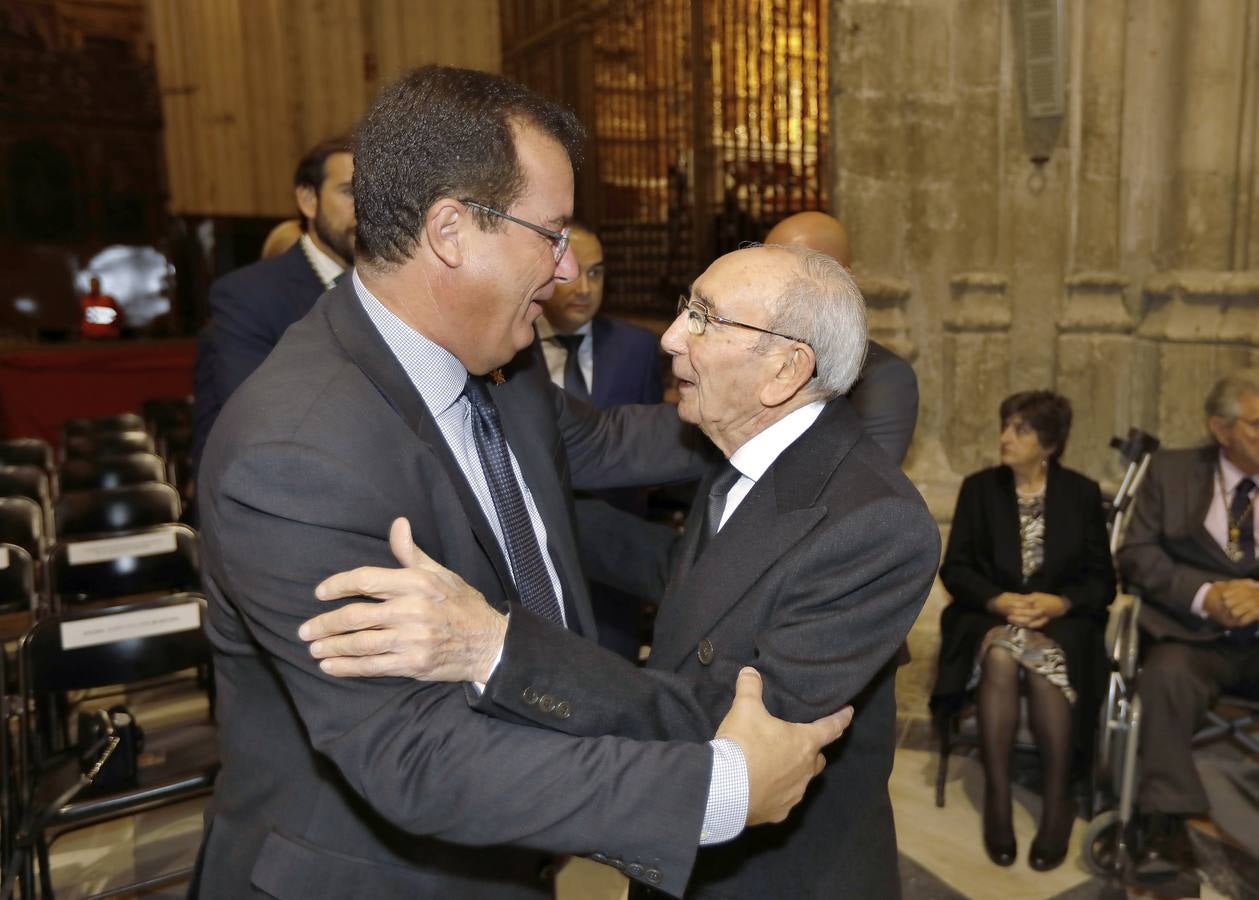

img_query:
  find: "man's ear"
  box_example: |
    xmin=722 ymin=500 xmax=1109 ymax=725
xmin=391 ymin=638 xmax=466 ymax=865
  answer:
xmin=295 ymin=185 xmax=318 ymax=225
xmin=761 ymin=343 xmax=817 ymax=407
xmin=423 ymin=199 xmax=466 ymax=269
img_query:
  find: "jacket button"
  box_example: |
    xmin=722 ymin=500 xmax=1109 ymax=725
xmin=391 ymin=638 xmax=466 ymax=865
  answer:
xmin=645 ymin=868 xmax=662 ymax=883
xmin=697 ymin=639 xmax=715 ymax=665
xmin=591 ymin=852 xmax=608 ymax=863
xmin=626 ymin=863 xmax=644 ymax=878
xmin=539 ymin=694 xmax=557 ymax=713
xmin=522 ymin=687 xmax=540 ymax=705
xmin=610 ymin=858 xmax=625 ymax=871
xmin=555 ymin=700 xmax=572 ymax=719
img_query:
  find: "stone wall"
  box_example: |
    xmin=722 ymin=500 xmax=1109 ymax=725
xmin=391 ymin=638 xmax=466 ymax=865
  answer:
xmin=827 ymin=0 xmax=1259 ymax=726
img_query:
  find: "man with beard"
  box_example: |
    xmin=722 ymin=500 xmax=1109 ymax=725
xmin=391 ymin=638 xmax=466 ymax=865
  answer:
xmin=192 ymin=135 xmax=355 ymax=463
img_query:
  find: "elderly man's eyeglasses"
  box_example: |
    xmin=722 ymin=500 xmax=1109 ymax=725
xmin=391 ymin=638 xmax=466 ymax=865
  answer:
xmin=462 ymin=200 xmax=571 ymax=262
xmin=676 ymin=296 xmax=811 ymax=346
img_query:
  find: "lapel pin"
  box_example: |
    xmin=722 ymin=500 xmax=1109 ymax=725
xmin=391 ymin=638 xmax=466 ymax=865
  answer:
xmin=488 ymin=368 xmax=507 ymax=385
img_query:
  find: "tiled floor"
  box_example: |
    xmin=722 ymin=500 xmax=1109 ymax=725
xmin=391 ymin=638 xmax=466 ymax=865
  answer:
xmin=42 ymin=697 xmax=1258 ymax=899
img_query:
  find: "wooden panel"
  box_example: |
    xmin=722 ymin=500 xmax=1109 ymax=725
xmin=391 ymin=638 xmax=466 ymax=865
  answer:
xmin=147 ymin=0 xmax=501 ymax=217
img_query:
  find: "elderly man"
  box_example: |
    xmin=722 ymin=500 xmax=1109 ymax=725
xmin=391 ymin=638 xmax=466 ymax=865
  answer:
xmin=194 ymin=66 xmax=847 ymax=900
xmin=1119 ymin=368 xmax=1259 ymax=876
xmin=765 ymin=211 xmax=919 ymax=464
xmin=304 ymin=243 xmax=941 ymax=898
xmin=193 ymin=135 xmax=355 ymax=464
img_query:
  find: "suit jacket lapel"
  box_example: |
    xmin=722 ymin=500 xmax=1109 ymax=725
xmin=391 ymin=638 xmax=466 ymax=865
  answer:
xmin=322 ymin=284 xmax=518 ymax=608
xmin=590 ymin=316 xmax=612 ymax=407
xmin=991 ymin=466 xmax=1023 ymax=583
xmin=650 ymin=399 xmax=855 ymax=670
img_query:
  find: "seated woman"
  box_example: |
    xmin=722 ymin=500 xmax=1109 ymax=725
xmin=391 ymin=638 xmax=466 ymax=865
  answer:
xmin=932 ymin=391 xmax=1115 ymax=871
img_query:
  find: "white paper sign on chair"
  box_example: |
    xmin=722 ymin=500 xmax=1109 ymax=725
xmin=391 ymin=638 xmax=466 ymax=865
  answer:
xmin=60 ymin=601 xmax=202 ymax=650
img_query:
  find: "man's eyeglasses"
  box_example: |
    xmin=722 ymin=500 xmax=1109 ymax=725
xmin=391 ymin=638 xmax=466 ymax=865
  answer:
xmin=463 ymin=200 xmax=571 ymax=262
xmin=676 ymin=296 xmax=811 ymax=347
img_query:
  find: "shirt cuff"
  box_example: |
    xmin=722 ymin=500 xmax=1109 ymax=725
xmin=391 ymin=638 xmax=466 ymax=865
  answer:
xmin=699 ymin=737 xmax=748 ymax=846
xmin=471 ymin=614 xmax=509 ymax=694
xmin=1191 ymin=583 xmax=1213 ymax=618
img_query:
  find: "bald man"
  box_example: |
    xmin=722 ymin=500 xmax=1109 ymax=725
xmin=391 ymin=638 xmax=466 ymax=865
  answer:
xmin=766 ymin=212 xmax=918 ymax=465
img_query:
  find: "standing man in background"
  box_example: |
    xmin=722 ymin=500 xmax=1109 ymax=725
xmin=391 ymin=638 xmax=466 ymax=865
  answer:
xmin=535 ymin=222 xmax=664 ymax=658
xmin=192 ymin=135 xmax=355 ymax=465
xmin=765 ymin=211 xmax=919 ymax=465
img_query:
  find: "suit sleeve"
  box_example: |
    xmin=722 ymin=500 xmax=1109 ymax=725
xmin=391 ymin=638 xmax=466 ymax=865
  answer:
xmin=205 ymin=441 xmax=708 ymax=896
xmin=848 ymin=354 xmax=918 ymax=465
xmin=480 ymin=491 xmax=940 ymax=737
xmin=574 ymin=497 xmax=677 ymax=601
xmin=938 ymin=475 xmax=1005 ymax=611
xmin=1117 ymin=456 xmax=1219 ymax=616
xmin=1056 ymin=478 xmax=1116 ymax=617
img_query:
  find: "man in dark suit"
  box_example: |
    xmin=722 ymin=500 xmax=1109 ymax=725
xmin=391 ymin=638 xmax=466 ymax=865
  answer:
xmin=195 ymin=66 xmax=848 ymax=899
xmin=1119 ymin=368 xmax=1259 ymax=877
xmin=191 ymin=135 xmax=355 ymax=464
xmin=304 ymin=243 xmax=941 ymax=897
xmin=534 ymin=222 xmax=663 ymax=657
xmin=765 ymin=211 xmax=918 ymax=465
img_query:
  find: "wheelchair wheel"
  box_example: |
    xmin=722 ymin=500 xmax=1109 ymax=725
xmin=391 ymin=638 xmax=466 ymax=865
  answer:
xmin=1082 ymin=810 xmax=1125 ymax=877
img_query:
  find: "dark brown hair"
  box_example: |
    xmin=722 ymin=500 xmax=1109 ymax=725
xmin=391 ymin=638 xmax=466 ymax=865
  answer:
xmin=999 ymin=391 xmax=1072 ymax=460
xmin=352 ymin=65 xmax=584 ymax=267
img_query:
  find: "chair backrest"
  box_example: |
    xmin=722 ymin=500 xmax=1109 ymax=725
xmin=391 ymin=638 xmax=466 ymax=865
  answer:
xmin=142 ymin=396 xmax=193 ymax=436
xmin=0 ymin=438 xmax=53 ymax=472
xmin=57 ymin=453 xmax=167 ymax=492
xmin=0 ymin=542 xmax=36 ymax=613
xmin=62 ymin=413 xmax=146 ymax=438
xmin=21 ymin=594 xmax=209 ymax=695
xmin=0 ymin=464 xmax=50 ymax=508
xmin=49 ymin=523 xmax=199 ymax=605
xmin=62 ymin=431 xmax=154 ymax=460
xmin=0 ymin=496 xmax=44 ymax=557
xmin=54 ymin=482 xmax=180 ymax=538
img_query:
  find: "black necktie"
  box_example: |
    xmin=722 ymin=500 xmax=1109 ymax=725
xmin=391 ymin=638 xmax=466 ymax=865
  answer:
xmin=1228 ymin=477 xmax=1256 ymax=644
xmin=462 ymin=375 xmax=563 ymax=625
xmin=553 ymin=334 xmax=590 ymax=401
xmin=704 ymin=463 xmax=743 ymax=542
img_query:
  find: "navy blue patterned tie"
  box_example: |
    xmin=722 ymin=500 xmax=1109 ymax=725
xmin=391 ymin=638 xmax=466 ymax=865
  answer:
xmin=463 ymin=375 xmax=563 ymax=624
xmin=1228 ymin=477 xmax=1257 ymax=644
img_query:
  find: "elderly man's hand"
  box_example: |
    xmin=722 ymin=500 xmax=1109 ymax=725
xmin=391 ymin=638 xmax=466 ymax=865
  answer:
xmin=716 ymin=668 xmax=854 ymax=826
xmin=1204 ymin=580 xmax=1259 ymax=629
xmin=299 ymin=518 xmax=508 ymax=683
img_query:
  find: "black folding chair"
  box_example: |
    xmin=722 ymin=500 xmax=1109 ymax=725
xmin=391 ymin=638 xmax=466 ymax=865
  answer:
xmin=61 ymin=432 xmax=153 ymax=462
xmin=0 ymin=545 xmax=36 ymax=616
xmin=48 ymin=524 xmax=199 ymax=609
xmin=56 ymin=454 xmax=166 ymax=494
xmin=0 ymin=469 xmax=51 ymax=542
xmin=61 ymin=414 xmax=145 ymax=441
xmin=141 ymin=398 xmax=192 ymax=438
xmin=14 ymin=594 xmax=218 ymax=899
xmin=0 ymin=500 xmax=43 ymax=563
xmin=53 ymin=484 xmax=180 ymax=540
xmin=0 ymin=444 xmax=51 ymax=477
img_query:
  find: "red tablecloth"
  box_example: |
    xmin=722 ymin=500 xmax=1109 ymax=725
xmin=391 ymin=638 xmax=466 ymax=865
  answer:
xmin=0 ymin=340 xmax=195 ymax=445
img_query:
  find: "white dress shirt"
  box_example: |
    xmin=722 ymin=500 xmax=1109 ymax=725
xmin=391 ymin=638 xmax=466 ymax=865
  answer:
xmin=300 ymin=234 xmax=346 ymax=291
xmin=353 ymin=272 xmax=746 ymax=845
xmin=718 ymin=400 xmax=827 ymax=532
xmin=535 ymin=317 xmax=594 ymax=392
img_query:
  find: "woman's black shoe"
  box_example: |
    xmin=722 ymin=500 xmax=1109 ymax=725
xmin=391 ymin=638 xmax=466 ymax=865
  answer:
xmin=984 ymin=830 xmax=1017 ymax=867
xmin=1029 ymin=836 xmax=1069 ymax=871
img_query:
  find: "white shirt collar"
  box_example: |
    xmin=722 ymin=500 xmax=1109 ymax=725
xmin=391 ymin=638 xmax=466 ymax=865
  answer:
xmin=727 ymin=400 xmax=827 ymax=484
xmin=300 ymin=233 xmax=347 ymax=290
xmin=534 ymin=317 xmax=592 ymax=342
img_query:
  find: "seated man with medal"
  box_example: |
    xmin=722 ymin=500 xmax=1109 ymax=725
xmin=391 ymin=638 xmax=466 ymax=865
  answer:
xmin=1118 ymin=367 xmax=1259 ymax=880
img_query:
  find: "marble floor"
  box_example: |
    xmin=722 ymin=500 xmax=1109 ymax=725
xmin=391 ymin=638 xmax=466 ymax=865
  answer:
xmin=38 ymin=696 xmax=1259 ymax=899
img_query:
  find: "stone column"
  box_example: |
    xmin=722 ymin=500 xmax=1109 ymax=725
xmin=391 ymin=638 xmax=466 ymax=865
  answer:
xmin=1137 ymin=271 xmax=1259 ymax=448
xmin=1054 ymin=273 xmax=1133 ymax=480
xmin=942 ymin=272 xmax=1010 ymax=476
xmin=856 ymin=274 xmax=915 ymax=363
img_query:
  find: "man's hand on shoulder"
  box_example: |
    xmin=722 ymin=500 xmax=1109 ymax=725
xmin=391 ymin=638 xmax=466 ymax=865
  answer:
xmin=715 ymin=668 xmax=853 ymax=826
xmin=300 ymin=517 xmax=508 ymax=683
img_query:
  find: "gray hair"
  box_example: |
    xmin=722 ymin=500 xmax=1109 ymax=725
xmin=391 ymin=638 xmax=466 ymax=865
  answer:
xmin=752 ymin=243 xmax=868 ymax=398
xmin=1205 ymin=367 xmax=1259 ymax=424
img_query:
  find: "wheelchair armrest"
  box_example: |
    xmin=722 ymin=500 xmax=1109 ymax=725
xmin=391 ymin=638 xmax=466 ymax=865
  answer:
xmin=1105 ymin=593 xmax=1142 ymax=681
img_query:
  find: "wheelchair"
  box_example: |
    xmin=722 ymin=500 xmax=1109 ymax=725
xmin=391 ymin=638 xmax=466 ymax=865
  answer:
xmin=1081 ymin=431 xmax=1259 ymax=879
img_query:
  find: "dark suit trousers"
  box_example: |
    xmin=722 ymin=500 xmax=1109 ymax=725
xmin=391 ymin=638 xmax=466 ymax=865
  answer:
xmin=1138 ymin=638 xmax=1259 ymax=814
